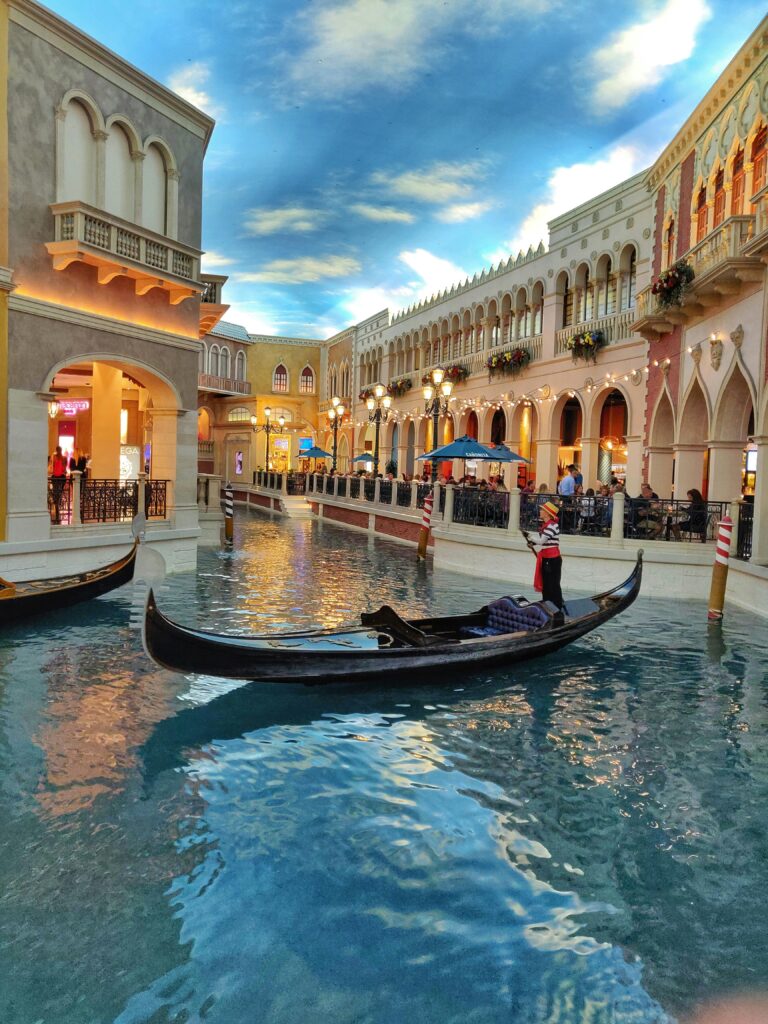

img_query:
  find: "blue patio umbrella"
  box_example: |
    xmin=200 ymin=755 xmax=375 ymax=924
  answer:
xmin=302 ymin=445 xmax=333 ymax=460
xmin=416 ymin=435 xmax=498 ymax=461
xmin=485 ymin=443 xmax=531 ymax=464
xmin=351 ymin=452 xmax=374 ymax=463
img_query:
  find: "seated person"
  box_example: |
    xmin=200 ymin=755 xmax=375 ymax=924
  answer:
xmin=632 ymin=483 xmax=663 ymax=538
xmin=671 ymin=488 xmax=708 ymax=540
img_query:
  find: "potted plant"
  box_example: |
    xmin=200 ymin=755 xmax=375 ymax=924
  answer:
xmin=486 ymin=347 xmax=532 ymax=380
xmin=651 ymin=259 xmax=695 ymax=308
xmin=565 ymin=330 xmax=605 ymax=364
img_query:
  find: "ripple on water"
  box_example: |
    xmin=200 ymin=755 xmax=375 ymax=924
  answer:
xmin=0 ymin=512 xmax=766 ymax=1023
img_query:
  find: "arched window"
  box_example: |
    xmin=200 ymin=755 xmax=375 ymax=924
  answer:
xmin=752 ymin=125 xmax=767 ymax=197
xmin=562 ymin=280 xmax=572 ymax=328
xmin=143 ymin=143 xmax=167 ymax=235
xmin=695 ymin=186 xmax=708 ymax=243
xmin=299 ymin=366 xmax=315 ymax=394
xmin=665 ymin=220 xmax=675 ymax=268
xmin=104 ymin=124 xmax=135 ymax=221
xmin=713 ymin=169 xmax=725 ymax=228
xmin=235 ymin=351 xmax=246 ymax=381
xmin=731 ymin=148 xmax=745 ymax=215
xmin=209 ymin=345 xmax=219 ymax=376
xmin=62 ymin=100 xmax=96 ymax=204
xmin=626 ymin=249 xmax=636 ymax=309
xmin=199 ymin=344 xmax=207 ymax=373
xmin=220 ymin=347 xmax=230 ymax=378
xmin=273 ymin=364 xmax=288 ymax=392
xmin=228 ymin=407 xmax=251 ymax=422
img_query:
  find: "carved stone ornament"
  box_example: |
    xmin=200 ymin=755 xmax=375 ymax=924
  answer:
xmin=690 ymin=342 xmax=702 ymax=366
xmin=709 ymin=337 xmax=723 ymax=371
xmin=643 ymin=228 xmax=651 ymax=239
xmin=661 ymin=360 xmax=670 ymax=378
xmin=730 ymin=323 xmax=744 ymax=350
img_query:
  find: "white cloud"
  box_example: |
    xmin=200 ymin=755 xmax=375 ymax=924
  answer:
xmin=436 ymin=201 xmax=493 ymax=223
xmin=244 ymin=206 xmax=326 ymax=235
xmin=349 ymin=203 xmax=415 ymax=223
xmin=167 ymin=62 xmax=222 ymax=116
xmin=336 ymin=248 xmax=468 ymax=323
xmin=201 ymin=251 xmax=236 ymax=270
xmin=284 ymin=0 xmax=551 ymax=99
xmin=235 ymin=255 xmax=361 ymax=284
xmin=490 ymin=144 xmax=648 ymax=260
xmin=591 ymin=0 xmax=712 ymax=113
xmin=372 ymin=162 xmax=484 ymax=204
xmin=224 ymin=304 xmax=282 ymax=336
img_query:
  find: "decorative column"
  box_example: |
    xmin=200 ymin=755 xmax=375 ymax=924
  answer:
xmin=534 ymin=438 xmax=561 ymax=493
xmin=578 ymin=437 xmax=600 ymax=490
xmin=646 ymin=446 xmax=674 ymax=498
xmin=166 ymin=168 xmax=180 ymax=240
xmin=92 ymin=129 xmax=108 ymax=209
xmin=748 ymin=435 xmax=768 ymax=565
xmin=672 ymin=444 xmax=707 ymax=498
xmin=610 ymin=490 xmax=625 ymax=543
xmin=71 ymin=470 xmax=82 ymax=526
xmin=506 ymin=486 xmax=521 ymax=535
xmin=707 ymin=441 xmax=745 ymax=502
xmin=625 ymin=434 xmax=643 ymax=496
xmin=90 ymin=362 xmax=122 ymax=479
xmin=132 ymin=151 xmax=145 ymax=225
xmin=443 ymin=483 xmax=454 ymax=527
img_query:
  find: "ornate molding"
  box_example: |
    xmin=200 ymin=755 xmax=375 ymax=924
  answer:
xmin=730 ymin=323 xmax=744 ymax=349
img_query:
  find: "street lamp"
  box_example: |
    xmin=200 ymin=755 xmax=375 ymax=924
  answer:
xmin=365 ymin=383 xmax=391 ymax=477
xmin=250 ymin=406 xmax=286 ymax=470
xmin=423 ymin=367 xmax=453 ymax=478
xmin=327 ymin=395 xmax=346 ymax=472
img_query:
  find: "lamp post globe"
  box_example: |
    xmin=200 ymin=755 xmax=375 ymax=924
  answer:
xmin=328 ymin=397 xmax=345 ymax=473
xmin=422 ymin=368 xmax=453 ymax=479
xmin=366 ymin=384 xmax=391 ymax=478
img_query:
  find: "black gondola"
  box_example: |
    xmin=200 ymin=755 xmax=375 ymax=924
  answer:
xmin=143 ymin=552 xmax=643 ymax=684
xmin=0 ymin=539 xmax=138 ymax=624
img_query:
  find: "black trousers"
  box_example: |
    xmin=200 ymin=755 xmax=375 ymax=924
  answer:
xmin=541 ymin=555 xmax=563 ymax=609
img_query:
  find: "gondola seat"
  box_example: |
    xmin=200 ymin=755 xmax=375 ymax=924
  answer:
xmin=460 ymin=597 xmax=550 ymax=638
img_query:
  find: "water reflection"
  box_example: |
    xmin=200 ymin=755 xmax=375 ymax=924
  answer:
xmin=0 ymin=511 xmax=767 ymax=1023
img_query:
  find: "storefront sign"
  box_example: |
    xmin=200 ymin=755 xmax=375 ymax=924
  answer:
xmin=59 ymin=399 xmax=90 ymax=415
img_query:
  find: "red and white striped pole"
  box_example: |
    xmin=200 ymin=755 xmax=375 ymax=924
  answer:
xmin=416 ymin=489 xmax=434 ymax=561
xmin=707 ymin=515 xmax=733 ymax=621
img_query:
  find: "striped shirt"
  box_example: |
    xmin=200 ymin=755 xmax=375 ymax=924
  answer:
xmin=532 ymin=519 xmax=560 ymax=551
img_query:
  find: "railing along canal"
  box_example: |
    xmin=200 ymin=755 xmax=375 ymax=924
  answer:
xmin=737 ymin=501 xmax=753 ymax=560
xmin=48 ymin=476 xmax=169 ymax=526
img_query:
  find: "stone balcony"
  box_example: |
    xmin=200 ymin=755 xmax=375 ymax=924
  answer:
xmin=198 ymin=373 xmax=251 ymax=396
xmin=554 ymin=308 xmax=637 ymax=356
xmin=633 ymin=214 xmax=763 ymax=340
xmin=46 ymin=200 xmax=203 ymax=304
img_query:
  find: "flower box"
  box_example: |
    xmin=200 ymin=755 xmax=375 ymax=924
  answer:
xmin=486 ymin=347 xmax=531 ymax=380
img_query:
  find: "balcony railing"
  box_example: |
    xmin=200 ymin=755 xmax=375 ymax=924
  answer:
xmin=48 ymin=477 xmax=169 ymax=526
xmin=198 ymin=440 xmax=214 ymax=457
xmin=46 ymin=201 xmax=203 ymax=304
xmin=198 ymin=373 xmax=251 ymax=395
xmin=555 ymin=309 xmax=636 ymax=356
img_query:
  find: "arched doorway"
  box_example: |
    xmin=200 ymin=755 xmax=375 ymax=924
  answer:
xmin=710 ymin=368 xmax=755 ymax=501
xmin=597 ymin=390 xmax=628 ymax=484
xmin=558 ymin=397 xmax=583 ymax=481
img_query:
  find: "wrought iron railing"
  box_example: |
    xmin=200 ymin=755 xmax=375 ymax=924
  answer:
xmin=349 ymin=477 xmax=361 ymax=499
xmin=287 ymin=473 xmax=307 ymax=496
xmin=364 ymin=479 xmax=376 ymax=501
xmin=396 ymin=482 xmax=412 ymax=507
xmin=737 ymin=501 xmax=753 ymax=560
xmin=453 ymin=488 xmax=510 ymax=528
xmin=624 ymin=498 xmax=728 ymax=542
xmin=48 ymin=477 xmax=169 ymax=525
xmin=324 ymin=476 xmax=335 ymax=495
xmin=337 ymin=477 xmax=348 ymax=498
xmin=379 ymin=480 xmax=392 ymax=503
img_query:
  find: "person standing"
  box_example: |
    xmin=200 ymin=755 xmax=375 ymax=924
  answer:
xmin=523 ymin=500 xmax=564 ymax=611
xmin=49 ymin=445 xmax=68 ymax=524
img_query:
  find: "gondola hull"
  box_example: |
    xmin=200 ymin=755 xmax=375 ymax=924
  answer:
xmin=0 ymin=540 xmax=138 ymax=624
xmin=143 ymin=554 xmax=642 ymax=684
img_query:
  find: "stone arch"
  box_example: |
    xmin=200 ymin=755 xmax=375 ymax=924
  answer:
xmin=712 ymin=363 xmax=755 ymax=441
xmin=678 ymin=375 xmax=710 ymax=444
xmin=197 ymin=405 xmax=214 ymax=441
xmin=649 ymin=390 xmax=675 ymax=447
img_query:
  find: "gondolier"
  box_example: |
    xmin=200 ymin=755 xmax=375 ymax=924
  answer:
xmin=524 ymin=500 xmax=563 ymax=611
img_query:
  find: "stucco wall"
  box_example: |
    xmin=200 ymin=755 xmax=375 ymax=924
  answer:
xmin=7 ymin=19 xmax=205 ymax=337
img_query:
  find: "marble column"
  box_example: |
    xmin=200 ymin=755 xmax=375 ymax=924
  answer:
xmin=625 ymin=434 xmax=644 ymax=495
xmin=748 ymin=435 xmax=768 ymax=565
xmin=90 ymin=362 xmax=122 ymax=479
xmin=672 ymin=444 xmax=707 ymax=498
xmin=707 ymin=441 xmax=746 ymax=502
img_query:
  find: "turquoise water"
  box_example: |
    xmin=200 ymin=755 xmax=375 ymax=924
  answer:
xmin=1 ymin=512 xmax=767 ymax=1024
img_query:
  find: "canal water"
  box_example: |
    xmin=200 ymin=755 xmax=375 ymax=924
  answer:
xmin=1 ymin=512 xmax=767 ymax=1024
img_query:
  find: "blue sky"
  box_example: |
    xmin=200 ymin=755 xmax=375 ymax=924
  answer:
xmin=47 ymin=0 xmax=765 ymax=338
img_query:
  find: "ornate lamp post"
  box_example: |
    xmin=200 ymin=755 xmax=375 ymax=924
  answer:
xmin=422 ymin=367 xmax=453 ymax=478
xmin=250 ymin=406 xmax=285 ymax=470
xmin=327 ymin=395 xmax=346 ymax=472
xmin=365 ymin=383 xmax=392 ymax=477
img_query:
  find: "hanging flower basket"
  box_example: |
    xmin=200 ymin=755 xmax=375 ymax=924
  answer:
xmin=651 ymin=259 xmax=695 ymax=308
xmin=486 ymin=347 xmax=531 ymax=380
xmin=359 ymin=385 xmax=391 ymax=402
xmin=390 ymin=378 xmax=412 ymax=398
xmin=565 ymin=330 xmax=605 ymax=364
xmin=422 ymin=365 xmax=470 ymax=386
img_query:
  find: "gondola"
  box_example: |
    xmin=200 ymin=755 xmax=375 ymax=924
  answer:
xmin=0 ymin=539 xmax=138 ymax=624
xmin=143 ymin=551 xmax=643 ymax=684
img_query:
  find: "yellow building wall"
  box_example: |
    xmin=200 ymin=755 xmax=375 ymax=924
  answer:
xmin=0 ymin=1 xmax=9 ymax=541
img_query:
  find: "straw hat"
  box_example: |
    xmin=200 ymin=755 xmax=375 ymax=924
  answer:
xmin=539 ymin=500 xmax=559 ymax=520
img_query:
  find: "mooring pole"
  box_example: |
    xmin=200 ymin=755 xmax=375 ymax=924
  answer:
xmin=707 ymin=515 xmax=733 ymax=620
xmin=224 ymin=481 xmax=234 ymax=546
xmin=416 ymin=488 xmax=434 ymax=561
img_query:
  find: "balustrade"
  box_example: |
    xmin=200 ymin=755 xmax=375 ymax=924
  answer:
xmin=48 ymin=477 xmax=169 ymax=525
xmin=555 ymin=310 xmax=635 ymax=356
